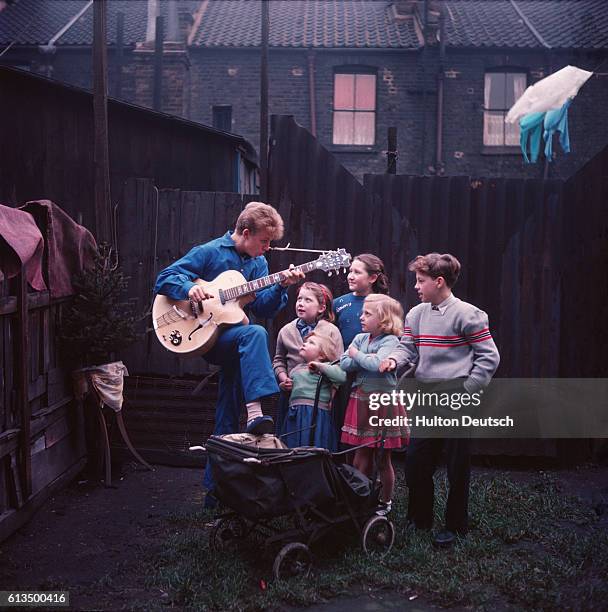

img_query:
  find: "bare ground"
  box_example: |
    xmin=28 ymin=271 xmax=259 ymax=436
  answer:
xmin=0 ymin=458 xmax=606 ymax=611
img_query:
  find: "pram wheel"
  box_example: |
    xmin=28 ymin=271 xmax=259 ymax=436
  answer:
xmin=209 ymin=516 xmax=247 ymax=551
xmin=361 ymin=516 xmax=395 ymax=556
xmin=273 ymin=542 xmax=312 ymax=581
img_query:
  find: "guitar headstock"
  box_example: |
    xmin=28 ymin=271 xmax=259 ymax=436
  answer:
xmin=316 ymin=249 xmax=352 ymax=274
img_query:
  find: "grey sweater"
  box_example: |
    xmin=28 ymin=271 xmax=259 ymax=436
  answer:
xmin=340 ymin=333 xmax=400 ymax=393
xmin=273 ymin=319 xmax=344 ymax=378
xmin=388 ymin=294 xmax=500 ymax=392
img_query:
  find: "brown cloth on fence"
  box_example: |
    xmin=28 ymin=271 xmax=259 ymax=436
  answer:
xmin=0 ymin=203 xmax=47 ymax=291
xmin=20 ymin=200 xmax=97 ymax=298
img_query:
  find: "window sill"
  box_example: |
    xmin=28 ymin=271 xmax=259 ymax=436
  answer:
xmin=328 ymin=145 xmax=379 ymax=154
xmin=481 ymin=146 xmax=522 ymax=156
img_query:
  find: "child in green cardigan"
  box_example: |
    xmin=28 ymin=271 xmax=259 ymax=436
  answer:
xmin=283 ymin=330 xmax=346 ymax=450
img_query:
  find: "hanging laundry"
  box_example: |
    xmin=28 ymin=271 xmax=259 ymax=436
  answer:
xmin=506 ymin=65 xmax=592 ymax=124
xmin=543 ymin=99 xmax=572 ymax=161
xmin=519 ymin=112 xmax=545 ymax=164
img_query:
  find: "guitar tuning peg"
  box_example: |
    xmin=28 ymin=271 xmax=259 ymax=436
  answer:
xmin=343 ymin=267 xmax=347 ymax=273
xmin=328 ymin=271 xmax=333 ymax=277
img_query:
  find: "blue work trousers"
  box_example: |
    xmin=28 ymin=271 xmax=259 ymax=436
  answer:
xmin=203 ymin=324 xmax=278 ymax=492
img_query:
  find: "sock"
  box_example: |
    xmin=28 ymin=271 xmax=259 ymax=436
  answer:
xmin=246 ymin=401 xmax=263 ymax=423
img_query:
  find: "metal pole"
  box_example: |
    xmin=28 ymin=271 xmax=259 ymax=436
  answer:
xmin=259 ymin=0 xmax=269 ymax=199
xmin=387 ymin=127 xmax=397 ymax=174
xmin=435 ymin=6 xmax=445 ymax=175
xmin=93 ymin=0 xmax=112 ymax=244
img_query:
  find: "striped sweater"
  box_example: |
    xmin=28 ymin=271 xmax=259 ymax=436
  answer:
xmin=389 ymin=294 xmax=499 ymax=392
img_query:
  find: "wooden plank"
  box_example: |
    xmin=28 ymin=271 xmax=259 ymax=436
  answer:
xmin=27 ymin=375 xmax=46 ymax=402
xmin=17 ymin=270 xmax=31 ymax=499
xmin=0 ymin=429 xmax=20 ymax=460
xmin=0 ymin=315 xmax=5 ymax=434
xmin=0 ymin=291 xmax=57 ymax=316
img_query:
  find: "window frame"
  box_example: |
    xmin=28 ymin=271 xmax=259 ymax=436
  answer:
xmin=482 ymin=68 xmax=528 ymax=149
xmin=331 ymin=66 xmax=378 ymax=148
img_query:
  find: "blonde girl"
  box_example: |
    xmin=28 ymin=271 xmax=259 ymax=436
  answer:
xmin=283 ymin=331 xmax=346 ymax=450
xmin=340 ymin=294 xmax=409 ymax=515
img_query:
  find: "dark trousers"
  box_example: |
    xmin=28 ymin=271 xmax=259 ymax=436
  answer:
xmin=405 ymin=436 xmax=471 ymax=534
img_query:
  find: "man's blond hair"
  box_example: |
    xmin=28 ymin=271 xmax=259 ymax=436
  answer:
xmin=364 ymin=294 xmax=404 ymax=336
xmin=235 ymin=202 xmax=284 ymax=240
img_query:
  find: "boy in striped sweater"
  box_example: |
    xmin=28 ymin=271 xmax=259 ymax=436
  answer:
xmin=380 ymin=253 xmax=499 ymax=547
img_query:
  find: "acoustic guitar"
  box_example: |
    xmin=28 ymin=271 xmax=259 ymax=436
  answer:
xmin=152 ymin=249 xmax=351 ymax=357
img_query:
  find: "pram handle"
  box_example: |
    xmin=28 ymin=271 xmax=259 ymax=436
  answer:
xmin=332 ymin=437 xmax=384 ymax=456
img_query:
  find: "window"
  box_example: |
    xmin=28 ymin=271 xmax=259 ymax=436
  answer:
xmin=212 ymin=105 xmax=232 ymax=132
xmin=332 ymin=71 xmax=376 ymax=145
xmin=483 ymin=71 xmax=526 ymax=146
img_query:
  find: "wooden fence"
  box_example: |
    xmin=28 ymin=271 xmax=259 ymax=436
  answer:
xmin=0 ymin=276 xmax=85 ymax=542
xmin=117 ymin=178 xmax=257 ymax=377
xmin=268 ymin=114 xmax=608 ymax=381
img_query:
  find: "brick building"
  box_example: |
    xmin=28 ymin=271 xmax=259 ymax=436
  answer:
xmin=1 ymin=0 xmax=607 ymax=181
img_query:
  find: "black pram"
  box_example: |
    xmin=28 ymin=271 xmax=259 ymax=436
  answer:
xmin=204 ymin=433 xmax=395 ymax=580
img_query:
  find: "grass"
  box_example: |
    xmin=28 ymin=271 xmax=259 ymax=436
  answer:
xmin=145 ymin=471 xmax=608 ymax=611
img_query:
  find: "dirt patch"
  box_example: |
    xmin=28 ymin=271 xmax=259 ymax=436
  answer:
xmin=0 ymin=463 xmax=203 ymax=610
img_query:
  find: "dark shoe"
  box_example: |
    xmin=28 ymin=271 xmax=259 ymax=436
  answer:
xmin=245 ymin=415 xmax=274 ymax=435
xmin=433 ymin=529 xmax=461 ymax=548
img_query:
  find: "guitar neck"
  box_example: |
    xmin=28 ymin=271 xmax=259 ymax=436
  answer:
xmin=222 ymin=261 xmax=321 ymax=302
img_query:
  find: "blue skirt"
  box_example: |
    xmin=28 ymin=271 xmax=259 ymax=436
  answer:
xmin=282 ymin=403 xmax=337 ymax=451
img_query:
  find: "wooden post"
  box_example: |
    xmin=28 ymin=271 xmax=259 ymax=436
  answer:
xmin=153 ymin=15 xmax=164 ymax=111
xmin=17 ymin=268 xmax=31 ymax=499
xmin=259 ymin=0 xmax=269 ymax=199
xmin=93 ymin=0 xmax=112 ymax=245
xmin=387 ymin=127 xmax=397 ymax=174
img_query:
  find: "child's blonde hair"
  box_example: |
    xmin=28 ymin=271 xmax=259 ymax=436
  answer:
xmin=305 ymin=330 xmax=341 ymax=362
xmin=363 ymin=294 xmax=404 ymax=336
xmin=235 ymin=202 xmax=284 ymax=240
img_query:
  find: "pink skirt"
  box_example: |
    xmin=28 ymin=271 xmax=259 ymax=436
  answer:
xmin=340 ymin=387 xmax=409 ymax=449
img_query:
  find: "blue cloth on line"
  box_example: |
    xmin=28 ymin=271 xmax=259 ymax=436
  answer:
xmin=519 ymin=112 xmax=545 ymax=164
xmin=543 ymin=99 xmax=572 ymax=161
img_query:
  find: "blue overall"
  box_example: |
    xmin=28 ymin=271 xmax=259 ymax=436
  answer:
xmin=154 ymin=231 xmax=288 ymax=492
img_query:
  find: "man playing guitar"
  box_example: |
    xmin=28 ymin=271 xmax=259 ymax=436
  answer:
xmin=154 ymin=202 xmax=304 ymax=506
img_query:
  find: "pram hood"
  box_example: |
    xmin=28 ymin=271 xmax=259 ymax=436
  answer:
xmin=205 ymin=435 xmax=378 ymax=520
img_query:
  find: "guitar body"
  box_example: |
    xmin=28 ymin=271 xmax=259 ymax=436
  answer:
xmin=152 ymin=270 xmax=254 ymax=357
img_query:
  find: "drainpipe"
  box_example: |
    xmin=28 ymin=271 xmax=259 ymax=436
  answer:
xmin=307 ymin=48 xmax=317 ymax=136
xmin=435 ymin=4 xmax=445 ymax=175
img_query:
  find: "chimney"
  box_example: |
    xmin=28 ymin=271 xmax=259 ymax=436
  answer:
xmin=145 ymin=0 xmax=160 ymax=44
